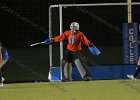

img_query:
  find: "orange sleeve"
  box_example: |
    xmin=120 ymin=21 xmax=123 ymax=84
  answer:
xmin=81 ymin=32 xmax=91 ymax=46
xmin=53 ymin=32 xmax=67 ymax=42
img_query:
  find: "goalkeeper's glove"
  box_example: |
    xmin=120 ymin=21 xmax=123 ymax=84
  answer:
xmin=88 ymin=43 xmax=101 ymax=55
xmin=44 ymin=38 xmax=54 ymax=45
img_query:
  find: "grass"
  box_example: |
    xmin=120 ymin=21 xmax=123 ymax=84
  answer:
xmin=0 ymin=80 xmax=140 ymax=100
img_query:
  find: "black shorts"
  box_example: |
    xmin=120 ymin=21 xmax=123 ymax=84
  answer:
xmin=65 ymin=49 xmax=82 ymax=63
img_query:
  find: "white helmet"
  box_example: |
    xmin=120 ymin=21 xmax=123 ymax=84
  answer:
xmin=70 ymin=22 xmax=79 ymax=33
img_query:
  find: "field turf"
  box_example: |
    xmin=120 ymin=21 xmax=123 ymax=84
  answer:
xmin=0 ymin=80 xmax=140 ymax=100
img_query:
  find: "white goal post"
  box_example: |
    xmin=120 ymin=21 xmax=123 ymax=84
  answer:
xmin=48 ymin=2 xmax=140 ymax=81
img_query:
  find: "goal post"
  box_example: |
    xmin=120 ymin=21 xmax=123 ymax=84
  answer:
xmin=48 ymin=2 xmax=140 ymax=81
xmin=122 ymin=0 xmax=138 ymax=64
xmin=127 ymin=0 xmax=132 ymax=23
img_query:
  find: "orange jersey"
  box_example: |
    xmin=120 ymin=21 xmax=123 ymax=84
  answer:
xmin=53 ymin=30 xmax=91 ymax=51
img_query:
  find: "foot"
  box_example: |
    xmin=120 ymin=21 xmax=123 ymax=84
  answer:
xmin=61 ymin=78 xmax=70 ymax=82
xmin=0 ymin=83 xmax=4 ymax=87
xmin=127 ymin=74 xmax=136 ymax=80
xmin=83 ymin=76 xmax=92 ymax=81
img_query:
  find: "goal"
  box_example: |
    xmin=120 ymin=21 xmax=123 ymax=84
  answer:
xmin=48 ymin=2 xmax=140 ymax=81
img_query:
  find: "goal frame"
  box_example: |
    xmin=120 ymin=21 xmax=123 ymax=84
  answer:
xmin=48 ymin=2 xmax=140 ymax=81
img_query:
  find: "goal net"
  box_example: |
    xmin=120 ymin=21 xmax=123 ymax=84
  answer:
xmin=49 ymin=2 xmax=140 ymax=80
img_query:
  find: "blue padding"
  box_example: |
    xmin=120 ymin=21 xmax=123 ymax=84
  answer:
xmin=122 ymin=23 xmax=138 ymax=64
xmin=51 ymin=67 xmax=60 ymax=81
xmin=50 ymin=65 xmax=138 ymax=81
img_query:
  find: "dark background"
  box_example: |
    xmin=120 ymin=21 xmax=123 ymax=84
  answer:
xmin=0 ymin=0 xmax=139 ymax=48
xmin=0 ymin=0 xmax=140 ymax=82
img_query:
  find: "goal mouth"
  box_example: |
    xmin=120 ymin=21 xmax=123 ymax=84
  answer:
xmin=48 ymin=2 xmax=140 ymax=81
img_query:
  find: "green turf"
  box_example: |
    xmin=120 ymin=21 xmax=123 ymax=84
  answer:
xmin=0 ymin=80 xmax=140 ymax=100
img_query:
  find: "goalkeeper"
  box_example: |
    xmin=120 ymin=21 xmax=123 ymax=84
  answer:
xmin=45 ymin=22 xmax=100 ymax=82
xmin=0 ymin=41 xmax=9 ymax=86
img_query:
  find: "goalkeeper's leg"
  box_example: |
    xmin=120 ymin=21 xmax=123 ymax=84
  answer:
xmin=74 ymin=58 xmax=92 ymax=81
xmin=61 ymin=59 xmax=72 ymax=82
xmin=61 ymin=50 xmax=73 ymax=82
